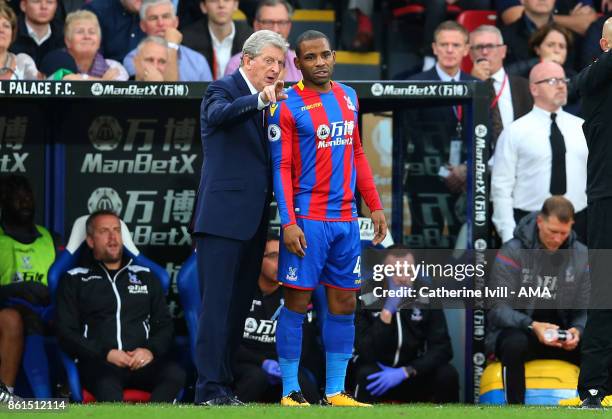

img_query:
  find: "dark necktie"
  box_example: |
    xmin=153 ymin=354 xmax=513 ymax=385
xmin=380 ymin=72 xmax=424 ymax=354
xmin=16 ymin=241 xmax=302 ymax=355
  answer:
xmin=549 ymin=113 xmax=566 ymax=195
xmin=487 ymin=78 xmax=503 ymax=147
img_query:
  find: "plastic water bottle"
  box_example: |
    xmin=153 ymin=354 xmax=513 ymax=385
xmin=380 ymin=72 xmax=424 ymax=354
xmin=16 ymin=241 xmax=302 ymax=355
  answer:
xmin=544 ymin=328 xmax=573 ymax=342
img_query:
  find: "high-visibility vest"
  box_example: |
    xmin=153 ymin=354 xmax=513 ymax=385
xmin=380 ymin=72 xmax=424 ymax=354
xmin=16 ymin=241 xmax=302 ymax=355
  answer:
xmin=0 ymin=225 xmax=55 ymax=286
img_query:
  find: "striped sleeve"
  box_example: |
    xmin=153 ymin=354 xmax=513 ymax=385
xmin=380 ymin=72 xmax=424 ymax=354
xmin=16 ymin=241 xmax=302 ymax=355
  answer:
xmin=268 ymin=101 xmax=297 ymax=227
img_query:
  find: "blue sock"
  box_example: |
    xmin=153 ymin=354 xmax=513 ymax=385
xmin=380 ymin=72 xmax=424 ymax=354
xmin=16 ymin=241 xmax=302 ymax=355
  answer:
xmin=276 ymin=307 xmax=305 ymax=397
xmin=323 ymin=312 xmax=355 ymax=396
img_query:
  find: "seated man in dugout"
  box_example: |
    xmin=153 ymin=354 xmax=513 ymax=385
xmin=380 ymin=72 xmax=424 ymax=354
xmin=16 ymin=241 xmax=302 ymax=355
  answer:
xmin=56 ymin=210 xmax=185 ymax=402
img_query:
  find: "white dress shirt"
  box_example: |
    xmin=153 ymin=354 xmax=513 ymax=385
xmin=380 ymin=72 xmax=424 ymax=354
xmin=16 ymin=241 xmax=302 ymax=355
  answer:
xmin=209 ymin=22 xmax=235 ymax=79
xmin=491 ymin=67 xmax=513 ymax=129
xmin=26 ymin=21 xmax=51 ymax=46
xmin=491 ymin=105 xmax=588 ymax=243
xmin=238 ymin=67 xmax=268 ymax=110
xmin=435 ymin=62 xmax=461 ymax=82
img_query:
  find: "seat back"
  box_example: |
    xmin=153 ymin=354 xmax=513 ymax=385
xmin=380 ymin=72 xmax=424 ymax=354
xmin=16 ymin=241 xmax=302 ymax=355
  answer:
xmin=48 ymin=215 xmax=170 ymax=297
xmin=456 ymin=10 xmax=498 ymax=73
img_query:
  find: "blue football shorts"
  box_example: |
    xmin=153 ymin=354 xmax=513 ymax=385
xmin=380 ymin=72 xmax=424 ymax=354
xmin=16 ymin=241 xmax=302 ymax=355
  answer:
xmin=278 ymin=218 xmax=361 ymax=291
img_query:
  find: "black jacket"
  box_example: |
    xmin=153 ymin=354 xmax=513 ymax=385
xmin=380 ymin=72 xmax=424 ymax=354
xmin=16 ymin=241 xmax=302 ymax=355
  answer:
xmin=56 ymin=255 xmax=173 ymax=362
xmin=574 ymin=48 xmax=612 ymax=201
xmin=235 ymin=286 xmax=321 ymax=366
xmin=486 ymin=212 xmax=589 ymax=353
xmin=10 ymin=15 xmax=64 ymax=67
xmin=354 ymin=298 xmax=453 ymax=376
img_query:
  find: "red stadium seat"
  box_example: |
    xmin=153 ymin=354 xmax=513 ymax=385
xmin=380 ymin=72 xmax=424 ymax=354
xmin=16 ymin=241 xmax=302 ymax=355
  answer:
xmin=456 ymin=10 xmax=498 ymax=73
xmin=392 ymin=3 xmax=462 ymax=19
xmin=82 ymin=389 xmax=152 ymax=404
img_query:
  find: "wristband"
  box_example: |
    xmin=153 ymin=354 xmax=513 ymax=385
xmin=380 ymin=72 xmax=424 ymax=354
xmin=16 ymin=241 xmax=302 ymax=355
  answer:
xmin=167 ymin=42 xmax=179 ymax=50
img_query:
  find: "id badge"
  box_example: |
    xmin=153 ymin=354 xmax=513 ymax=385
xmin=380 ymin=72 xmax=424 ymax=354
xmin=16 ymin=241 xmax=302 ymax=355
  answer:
xmin=449 ymin=139 xmax=462 ymax=166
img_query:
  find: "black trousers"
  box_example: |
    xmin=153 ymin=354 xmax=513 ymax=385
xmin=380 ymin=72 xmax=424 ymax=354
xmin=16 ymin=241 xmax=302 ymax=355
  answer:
xmin=193 ymin=213 xmax=268 ymax=403
xmin=579 ymin=198 xmax=612 ymax=398
xmin=352 ymin=362 xmax=459 ymax=403
xmin=496 ymin=328 xmax=580 ymax=404
xmin=513 ymin=207 xmax=587 ymax=244
xmin=232 ymin=362 xmax=320 ymax=403
xmin=79 ymin=358 xmax=185 ymax=402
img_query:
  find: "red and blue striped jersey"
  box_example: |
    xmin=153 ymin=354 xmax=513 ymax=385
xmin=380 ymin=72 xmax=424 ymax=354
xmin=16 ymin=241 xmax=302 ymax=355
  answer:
xmin=267 ymin=80 xmax=383 ymax=227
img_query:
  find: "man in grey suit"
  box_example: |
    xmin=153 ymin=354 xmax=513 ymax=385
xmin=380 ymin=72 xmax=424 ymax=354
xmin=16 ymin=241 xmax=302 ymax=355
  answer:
xmin=191 ymin=29 xmax=287 ymax=405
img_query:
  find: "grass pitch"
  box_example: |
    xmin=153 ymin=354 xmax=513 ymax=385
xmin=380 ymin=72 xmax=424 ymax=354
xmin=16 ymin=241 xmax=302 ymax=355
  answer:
xmin=12 ymin=404 xmax=608 ymax=419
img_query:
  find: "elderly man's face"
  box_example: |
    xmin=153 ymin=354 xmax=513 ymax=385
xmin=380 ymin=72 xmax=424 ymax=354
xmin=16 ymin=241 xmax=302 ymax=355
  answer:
xmin=469 ymin=30 xmax=506 ymax=74
xmin=243 ymin=44 xmax=284 ymax=91
xmin=137 ymin=41 xmax=168 ymax=75
xmin=254 ymin=4 xmax=291 ymax=40
xmin=140 ymin=2 xmax=178 ymax=36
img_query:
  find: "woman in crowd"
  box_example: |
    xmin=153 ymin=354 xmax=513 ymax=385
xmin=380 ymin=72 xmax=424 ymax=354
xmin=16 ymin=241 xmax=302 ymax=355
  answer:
xmin=506 ymin=23 xmax=575 ymax=78
xmin=40 ymin=10 xmax=128 ymax=80
xmin=0 ymin=2 xmax=38 ymax=80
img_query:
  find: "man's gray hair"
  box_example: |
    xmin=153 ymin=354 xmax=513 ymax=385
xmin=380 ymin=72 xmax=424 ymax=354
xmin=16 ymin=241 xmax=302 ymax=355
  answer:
xmin=139 ymin=0 xmax=176 ymax=21
xmin=241 ymin=29 xmax=288 ymax=64
xmin=470 ymin=24 xmax=504 ymax=44
xmin=137 ymin=35 xmax=169 ymax=52
xmin=255 ymin=0 xmax=294 ymax=20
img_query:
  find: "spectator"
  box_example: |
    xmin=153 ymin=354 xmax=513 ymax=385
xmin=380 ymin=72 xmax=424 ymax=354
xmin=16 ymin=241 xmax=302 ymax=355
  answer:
xmin=123 ymin=0 xmax=211 ymax=81
xmin=40 ymin=10 xmax=129 ymax=80
xmin=132 ymin=35 xmax=168 ymax=81
xmin=56 ymin=210 xmax=185 ymax=402
xmin=497 ymin=0 xmax=597 ymax=35
xmin=182 ymin=0 xmax=252 ymax=79
xmin=231 ymin=233 xmax=321 ymax=403
xmin=506 ymin=22 xmax=575 ymax=79
xmin=0 ymin=2 xmax=38 ymax=79
xmin=225 ymin=0 xmax=300 ymax=82
xmin=501 ymin=0 xmax=594 ymax=70
xmin=55 ymin=0 xmax=86 ymax=27
xmin=469 ymin=24 xmax=532 ymax=145
xmin=403 ymin=21 xmax=475 ymax=248
xmin=487 ymin=196 xmax=588 ymax=404
xmin=352 ymin=246 xmax=459 ymax=403
xmin=10 ymin=0 xmax=64 ymax=67
xmin=417 ymin=0 xmax=492 ymax=70
xmin=83 ymin=0 xmax=145 ymax=62
xmin=491 ymin=61 xmax=587 ymax=243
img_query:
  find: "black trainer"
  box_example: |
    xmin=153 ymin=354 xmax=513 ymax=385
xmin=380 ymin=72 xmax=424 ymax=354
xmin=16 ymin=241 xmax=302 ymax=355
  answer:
xmin=581 ymin=389 xmax=604 ymax=409
xmin=0 ymin=381 xmax=21 ymax=404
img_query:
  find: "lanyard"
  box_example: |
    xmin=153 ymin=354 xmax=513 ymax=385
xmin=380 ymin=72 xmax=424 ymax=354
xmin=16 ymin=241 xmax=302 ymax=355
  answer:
xmin=490 ymin=73 xmax=508 ymax=110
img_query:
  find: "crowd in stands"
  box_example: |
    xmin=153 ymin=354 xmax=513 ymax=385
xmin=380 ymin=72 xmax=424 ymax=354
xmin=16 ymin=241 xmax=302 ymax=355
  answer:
xmin=0 ymin=0 xmax=604 ymax=406
xmin=0 ymin=0 xmax=609 ymax=83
